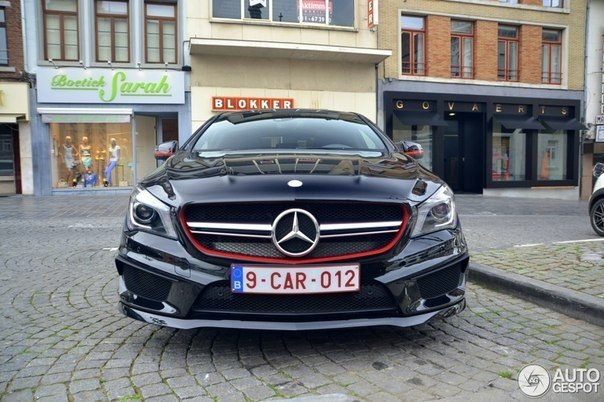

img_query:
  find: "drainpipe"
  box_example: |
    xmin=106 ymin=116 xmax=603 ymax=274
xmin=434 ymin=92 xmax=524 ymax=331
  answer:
xmin=581 ymin=0 xmax=592 ymax=199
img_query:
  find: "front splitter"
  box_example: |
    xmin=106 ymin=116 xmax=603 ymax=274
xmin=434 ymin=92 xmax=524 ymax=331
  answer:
xmin=120 ymin=300 xmax=465 ymax=331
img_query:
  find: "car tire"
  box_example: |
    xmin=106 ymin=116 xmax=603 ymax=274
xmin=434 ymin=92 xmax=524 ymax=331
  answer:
xmin=590 ymin=198 xmax=604 ymax=236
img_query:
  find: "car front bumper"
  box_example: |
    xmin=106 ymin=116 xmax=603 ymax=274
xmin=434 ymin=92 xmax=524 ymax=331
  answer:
xmin=116 ymin=225 xmax=469 ymax=330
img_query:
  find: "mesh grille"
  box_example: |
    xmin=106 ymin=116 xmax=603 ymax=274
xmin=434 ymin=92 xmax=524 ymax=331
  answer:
xmin=416 ymin=264 xmax=463 ymax=299
xmin=184 ymin=202 xmax=403 ymax=224
xmin=194 ymin=233 xmax=395 ymax=258
xmin=190 ymin=280 xmax=398 ymax=318
xmin=123 ymin=266 xmax=172 ymax=301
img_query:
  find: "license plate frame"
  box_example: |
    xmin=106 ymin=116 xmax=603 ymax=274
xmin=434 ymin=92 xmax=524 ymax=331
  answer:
xmin=230 ymin=264 xmax=360 ymax=295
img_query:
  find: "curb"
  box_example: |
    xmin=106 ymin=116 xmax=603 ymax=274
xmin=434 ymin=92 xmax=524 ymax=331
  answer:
xmin=469 ymin=262 xmax=604 ymax=327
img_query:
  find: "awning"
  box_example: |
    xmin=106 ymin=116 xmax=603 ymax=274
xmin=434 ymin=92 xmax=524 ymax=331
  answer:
xmin=393 ymin=111 xmax=449 ymax=127
xmin=493 ymin=116 xmax=544 ymax=130
xmin=0 ymin=114 xmax=25 ymax=123
xmin=539 ymin=118 xmax=586 ymax=131
xmin=189 ymin=38 xmax=392 ymax=64
xmin=37 ymin=107 xmax=133 ymax=124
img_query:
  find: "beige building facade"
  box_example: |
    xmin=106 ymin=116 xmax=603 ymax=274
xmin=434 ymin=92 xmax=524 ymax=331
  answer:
xmin=187 ymin=1 xmax=391 ymax=130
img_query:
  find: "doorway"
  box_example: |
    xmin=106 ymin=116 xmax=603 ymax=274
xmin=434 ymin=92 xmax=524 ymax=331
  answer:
xmin=443 ymin=113 xmax=484 ymax=193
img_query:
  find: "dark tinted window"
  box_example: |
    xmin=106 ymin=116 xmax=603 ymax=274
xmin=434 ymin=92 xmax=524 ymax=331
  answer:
xmin=192 ymin=115 xmax=388 ymax=153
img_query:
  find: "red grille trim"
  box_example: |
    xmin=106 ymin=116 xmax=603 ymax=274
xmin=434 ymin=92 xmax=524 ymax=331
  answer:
xmin=179 ymin=205 xmax=410 ymax=265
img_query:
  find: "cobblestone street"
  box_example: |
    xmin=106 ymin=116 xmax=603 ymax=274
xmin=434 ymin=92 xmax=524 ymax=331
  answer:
xmin=1 ymin=195 xmax=603 ymax=401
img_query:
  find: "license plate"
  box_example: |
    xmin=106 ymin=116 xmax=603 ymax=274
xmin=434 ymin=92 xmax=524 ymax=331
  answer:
xmin=231 ymin=264 xmax=360 ymax=294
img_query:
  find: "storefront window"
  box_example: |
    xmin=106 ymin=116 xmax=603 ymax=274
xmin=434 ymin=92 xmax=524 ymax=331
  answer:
xmin=50 ymin=122 xmax=133 ymax=189
xmin=538 ymin=129 xmax=567 ymax=180
xmin=492 ymin=122 xmax=525 ymax=181
xmin=213 ymin=0 xmax=354 ymax=27
xmin=393 ymin=121 xmax=433 ymax=170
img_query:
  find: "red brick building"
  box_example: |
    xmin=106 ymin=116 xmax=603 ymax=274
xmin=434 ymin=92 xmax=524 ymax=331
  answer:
xmin=377 ymin=0 xmax=586 ymax=199
xmin=0 ymin=0 xmax=30 ymax=195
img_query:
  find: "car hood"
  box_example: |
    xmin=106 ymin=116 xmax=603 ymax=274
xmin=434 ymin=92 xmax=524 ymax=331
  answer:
xmin=142 ymin=151 xmax=444 ymax=207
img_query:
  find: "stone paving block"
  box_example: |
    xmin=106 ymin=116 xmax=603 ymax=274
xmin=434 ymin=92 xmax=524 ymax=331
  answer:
xmin=140 ymin=383 xmax=173 ymax=399
xmin=173 ymin=385 xmax=207 ymax=400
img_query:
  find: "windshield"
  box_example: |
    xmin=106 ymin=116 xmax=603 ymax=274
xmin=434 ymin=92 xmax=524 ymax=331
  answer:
xmin=191 ymin=115 xmax=389 ymax=154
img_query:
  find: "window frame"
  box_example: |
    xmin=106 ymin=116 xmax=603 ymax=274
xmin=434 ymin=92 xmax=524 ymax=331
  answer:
xmin=497 ymin=25 xmax=519 ymax=82
xmin=42 ymin=0 xmax=80 ymax=62
xmin=0 ymin=8 xmax=7 ymax=65
xmin=211 ymin=0 xmax=355 ymax=28
xmin=543 ymin=0 xmax=564 ymax=8
xmin=450 ymin=20 xmax=474 ymax=79
xmin=94 ymin=0 xmax=130 ymax=63
xmin=400 ymin=15 xmax=426 ymax=76
xmin=542 ymin=29 xmax=562 ymax=85
xmin=144 ymin=1 xmax=178 ymax=64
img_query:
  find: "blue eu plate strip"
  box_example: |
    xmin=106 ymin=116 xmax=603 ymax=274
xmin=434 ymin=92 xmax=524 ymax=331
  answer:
xmin=231 ymin=266 xmax=244 ymax=293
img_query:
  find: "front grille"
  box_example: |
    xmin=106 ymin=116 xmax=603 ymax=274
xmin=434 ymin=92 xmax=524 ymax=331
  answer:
xmin=197 ymin=233 xmax=397 ymax=258
xmin=123 ymin=266 xmax=172 ymax=301
xmin=416 ymin=264 xmax=464 ymax=299
xmin=182 ymin=202 xmax=407 ymax=262
xmin=190 ymin=280 xmax=399 ymax=319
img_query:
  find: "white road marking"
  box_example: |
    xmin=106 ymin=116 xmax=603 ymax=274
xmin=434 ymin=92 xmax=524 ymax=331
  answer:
xmin=553 ymin=238 xmax=604 ymax=245
xmin=102 ymin=247 xmax=118 ymax=251
xmin=514 ymin=243 xmax=545 ymax=248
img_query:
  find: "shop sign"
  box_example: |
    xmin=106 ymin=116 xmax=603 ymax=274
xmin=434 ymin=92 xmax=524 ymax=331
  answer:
xmin=0 ymin=82 xmax=29 ymax=119
xmin=299 ymin=0 xmax=333 ymax=23
xmin=37 ymin=67 xmax=185 ymax=104
xmin=368 ymin=0 xmax=378 ymax=29
xmin=537 ymin=105 xmax=571 ymax=117
xmin=212 ymin=97 xmax=295 ymax=111
xmin=446 ymin=102 xmax=482 ymax=113
xmin=595 ymin=114 xmax=604 ymax=125
xmin=394 ymin=100 xmax=435 ymax=112
xmin=493 ymin=104 xmax=530 ymax=115
xmin=596 ymin=125 xmax=604 ymax=143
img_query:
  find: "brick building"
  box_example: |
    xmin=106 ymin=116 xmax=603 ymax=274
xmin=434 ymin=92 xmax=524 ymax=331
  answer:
xmin=0 ymin=0 xmax=31 ymax=195
xmin=376 ymin=0 xmax=587 ymax=199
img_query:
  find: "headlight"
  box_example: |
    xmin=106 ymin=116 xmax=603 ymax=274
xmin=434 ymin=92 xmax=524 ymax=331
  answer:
xmin=411 ymin=185 xmax=457 ymax=237
xmin=127 ymin=186 xmax=177 ymax=239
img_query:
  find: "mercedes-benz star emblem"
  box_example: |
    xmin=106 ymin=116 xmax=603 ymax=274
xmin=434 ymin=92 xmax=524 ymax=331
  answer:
xmin=271 ymin=209 xmax=320 ymax=257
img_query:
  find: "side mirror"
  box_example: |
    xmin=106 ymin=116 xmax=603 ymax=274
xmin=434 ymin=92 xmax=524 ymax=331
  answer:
xmin=398 ymin=140 xmax=424 ymax=160
xmin=154 ymin=140 xmax=178 ymax=161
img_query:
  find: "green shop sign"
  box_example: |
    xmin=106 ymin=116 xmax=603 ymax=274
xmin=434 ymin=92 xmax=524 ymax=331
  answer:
xmin=38 ymin=67 xmax=185 ymax=105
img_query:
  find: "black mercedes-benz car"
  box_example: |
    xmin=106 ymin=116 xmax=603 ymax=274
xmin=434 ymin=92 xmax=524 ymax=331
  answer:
xmin=116 ymin=109 xmax=469 ymax=330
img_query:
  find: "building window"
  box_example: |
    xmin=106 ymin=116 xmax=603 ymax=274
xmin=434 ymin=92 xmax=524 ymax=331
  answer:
xmin=492 ymin=122 xmax=526 ymax=181
xmin=401 ymin=15 xmax=425 ymax=76
xmin=212 ymin=0 xmax=354 ymax=27
xmin=145 ymin=2 xmax=177 ymax=64
xmin=95 ymin=0 xmax=129 ymax=63
xmin=0 ymin=8 xmax=7 ymax=65
xmin=542 ymin=29 xmax=562 ymax=84
xmin=538 ymin=129 xmax=567 ymax=180
xmin=451 ymin=20 xmax=473 ymax=78
xmin=42 ymin=0 xmax=79 ymax=61
xmin=543 ymin=0 xmax=563 ymax=8
xmin=498 ymin=25 xmax=518 ymax=81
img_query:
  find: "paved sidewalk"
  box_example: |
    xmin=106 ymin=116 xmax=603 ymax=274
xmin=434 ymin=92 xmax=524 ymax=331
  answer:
xmin=471 ymin=241 xmax=604 ymax=327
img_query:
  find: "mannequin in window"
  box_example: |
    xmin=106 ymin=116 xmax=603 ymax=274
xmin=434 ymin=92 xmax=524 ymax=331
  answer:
xmin=80 ymin=136 xmax=93 ymax=170
xmin=61 ymin=135 xmax=79 ymax=184
xmin=104 ymin=138 xmax=120 ymax=187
